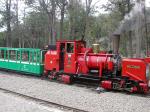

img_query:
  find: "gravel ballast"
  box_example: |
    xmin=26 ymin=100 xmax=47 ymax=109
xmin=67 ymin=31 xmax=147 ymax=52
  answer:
xmin=0 ymin=90 xmax=63 ymax=112
xmin=0 ymin=71 xmax=150 ymax=112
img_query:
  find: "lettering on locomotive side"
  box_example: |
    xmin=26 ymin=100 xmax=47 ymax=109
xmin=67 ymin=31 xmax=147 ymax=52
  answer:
xmin=66 ymin=65 xmax=71 ymax=68
xmin=127 ymin=65 xmax=140 ymax=69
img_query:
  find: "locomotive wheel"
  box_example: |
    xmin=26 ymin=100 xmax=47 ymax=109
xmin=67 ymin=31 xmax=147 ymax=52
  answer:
xmin=42 ymin=70 xmax=49 ymax=79
xmin=48 ymin=71 xmax=58 ymax=80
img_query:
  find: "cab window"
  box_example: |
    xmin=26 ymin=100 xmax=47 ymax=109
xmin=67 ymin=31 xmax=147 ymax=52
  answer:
xmin=67 ymin=43 xmax=74 ymax=53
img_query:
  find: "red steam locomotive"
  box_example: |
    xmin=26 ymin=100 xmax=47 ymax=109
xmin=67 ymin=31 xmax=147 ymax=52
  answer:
xmin=44 ymin=40 xmax=150 ymax=94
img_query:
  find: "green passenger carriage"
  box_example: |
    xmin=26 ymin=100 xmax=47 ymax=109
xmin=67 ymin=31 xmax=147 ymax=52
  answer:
xmin=0 ymin=47 xmax=44 ymax=76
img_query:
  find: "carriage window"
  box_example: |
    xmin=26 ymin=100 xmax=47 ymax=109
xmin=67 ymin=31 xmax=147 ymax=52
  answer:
xmin=10 ymin=50 xmax=16 ymax=60
xmin=22 ymin=51 xmax=29 ymax=61
xmin=67 ymin=43 xmax=74 ymax=53
xmin=0 ymin=50 xmax=4 ymax=59
xmin=29 ymin=51 xmax=40 ymax=63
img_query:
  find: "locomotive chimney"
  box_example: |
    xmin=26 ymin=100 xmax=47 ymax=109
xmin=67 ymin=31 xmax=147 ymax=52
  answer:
xmin=112 ymin=34 xmax=120 ymax=54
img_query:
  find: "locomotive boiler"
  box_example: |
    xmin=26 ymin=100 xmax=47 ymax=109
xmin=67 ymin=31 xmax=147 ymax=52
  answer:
xmin=44 ymin=40 xmax=150 ymax=93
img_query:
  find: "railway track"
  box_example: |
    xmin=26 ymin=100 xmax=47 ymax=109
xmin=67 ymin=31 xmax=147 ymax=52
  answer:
xmin=0 ymin=87 xmax=88 ymax=112
xmin=0 ymin=70 xmax=98 ymax=92
xmin=0 ymin=70 xmax=150 ymax=98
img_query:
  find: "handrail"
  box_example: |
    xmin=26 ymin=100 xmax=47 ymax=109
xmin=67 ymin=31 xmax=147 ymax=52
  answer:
xmin=0 ymin=48 xmax=44 ymax=65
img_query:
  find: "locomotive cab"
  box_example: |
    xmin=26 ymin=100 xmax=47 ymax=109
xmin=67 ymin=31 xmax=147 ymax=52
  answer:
xmin=59 ymin=43 xmax=65 ymax=70
xmin=44 ymin=40 xmax=85 ymax=74
xmin=64 ymin=41 xmax=86 ymax=74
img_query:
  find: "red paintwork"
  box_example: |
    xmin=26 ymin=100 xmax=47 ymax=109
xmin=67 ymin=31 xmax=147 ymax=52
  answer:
xmin=107 ymin=61 xmax=114 ymax=71
xmin=77 ymin=54 xmax=114 ymax=76
xmin=64 ymin=42 xmax=77 ymax=74
xmin=145 ymin=57 xmax=150 ymax=63
xmin=130 ymin=86 xmax=138 ymax=93
xmin=101 ymin=81 xmax=112 ymax=90
xmin=45 ymin=40 xmax=114 ymax=76
xmin=44 ymin=41 xmax=65 ymax=72
xmin=139 ymin=83 xmax=149 ymax=93
xmin=122 ymin=58 xmax=147 ymax=83
xmin=61 ymin=75 xmax=71 ymax=84
xmin=45 ymin=50 xmax=59 ymax=71
xmin=44 ymin=40 xmax=149 ymax=93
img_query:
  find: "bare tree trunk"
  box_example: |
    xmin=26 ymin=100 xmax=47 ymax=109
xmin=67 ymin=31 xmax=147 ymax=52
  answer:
xmin=59 ymin=0 xmax=67 ymax=40
xmin=15 ymin=0 xmax=21 ymax=48
xmin=82 ymin=0 xmax=92 ymax=38
xmin=60 ymin=5 xmax=65 ymax=40
xmin=6 ymin=0 xmax=12 ymax=47
xmin=135 ymin=16 xmax=142 ymax=57
xmin=143 ymin=0 xmax=149 ymax=56
xmin=47 ymin=13 xmax=55 ymax=45
xmin=68 ymin=0 xmax=73 ymax=39
xmin=128 ymin=31 xmax=133 ymax=57
xmin=51 ymin=0 xmax=56 ymax=44
xmin=22 ymin=6 xmax=26 ymax=48
xmin=39 ymin=0 xmax=56 ymax=45
xmin=22 ymin=38 xmax=25 ymax=48
xmin=47 ymin=15 xmax=52 ymax=44
xmin=123 ymin=32 xmax=128 ymax=57
xmin=127 ymin=0 xmax=133 ymax=57
xmin=69 ymin=12 xmax=74 ymax=39
xmin=135 ymin=0 xmax=145 ymax=57
xmin=60 ymin=8 xmax=64 ymax=39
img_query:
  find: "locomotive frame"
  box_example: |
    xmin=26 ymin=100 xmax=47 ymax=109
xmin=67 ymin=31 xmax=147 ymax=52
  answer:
xmin=44 ymin=40 xmax=150 ymax=94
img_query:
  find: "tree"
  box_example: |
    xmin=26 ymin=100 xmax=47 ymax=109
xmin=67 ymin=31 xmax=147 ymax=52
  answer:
xmin=0 ymin=0 xmax=13 ymax=47
xmin=26 ymin=0 xmax=57 ymax=44
xmin=23 ymin=11 xmax=49 ymax=48
xmin=39 ymin=0 xmax=57 ymax=44
xmin=82 ymin=0 xmax=93 ymax=38
xmin=127 ymin=0 xmax=133 ymax=57
xmin=103 ymin=0 xmax=134 ymax=57
xmin=67 ymin=0 xmax=84 ymax=39
xmin=68 ymin=0 xmax=78 ymax=39
xmin=13 ymin=0 xmax=20 ymax=47
xmin=57 ymin=0 xmax=68 ymax=40
xmin=6 ymin=0 xmax=12 ymax=47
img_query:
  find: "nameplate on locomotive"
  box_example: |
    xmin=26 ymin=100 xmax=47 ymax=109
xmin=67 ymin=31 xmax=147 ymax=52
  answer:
xmin=127 ymin=65 xmax=140 ymax=69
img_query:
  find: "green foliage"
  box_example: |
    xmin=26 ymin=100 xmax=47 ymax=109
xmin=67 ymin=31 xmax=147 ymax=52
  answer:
xmin=1 ymin=0 xmax=146 ymax=58
xmin=103 ymin=0 xmax=134 ymax=17
xmin=0 ymin=32 xmax=5 ymax=46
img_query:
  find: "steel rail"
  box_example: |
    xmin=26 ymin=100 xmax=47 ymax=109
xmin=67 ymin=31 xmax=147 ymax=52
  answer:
xmin=0 ymin=87 xmax=88 ymax=112
xmin=0 ymin=70 xmax=150 ymax=97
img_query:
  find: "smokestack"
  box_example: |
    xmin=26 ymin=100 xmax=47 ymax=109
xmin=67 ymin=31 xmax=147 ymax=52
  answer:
xmin=112 ymin=34 xmax=120 ymax=54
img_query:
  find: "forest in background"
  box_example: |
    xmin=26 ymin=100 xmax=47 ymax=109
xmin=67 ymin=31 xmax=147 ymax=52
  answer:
xmin=0 ymin=0 xmax=149 ymax=58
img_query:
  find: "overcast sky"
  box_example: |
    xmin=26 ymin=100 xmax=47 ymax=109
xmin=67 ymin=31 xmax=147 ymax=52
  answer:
xmin=17 ymin=0 xmax=150 ymax=17
xmin=93 ymin=0 xmax=150 ymax=7
xmin=0 ymin=0 xmax=149 ymax=32
xmin=146 ymin=0 xmax=150 ymax=7
xmin=86 ymin=0 xmax=109 ymax=13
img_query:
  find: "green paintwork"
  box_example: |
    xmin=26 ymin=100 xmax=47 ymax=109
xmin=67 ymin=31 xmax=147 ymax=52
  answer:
xmin=0 ymin=47 xmax=44 ymax=76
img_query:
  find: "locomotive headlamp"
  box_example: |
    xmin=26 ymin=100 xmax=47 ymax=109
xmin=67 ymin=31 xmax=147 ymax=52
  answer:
xmin=146 ymin=64 xmax=150 ymax=80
